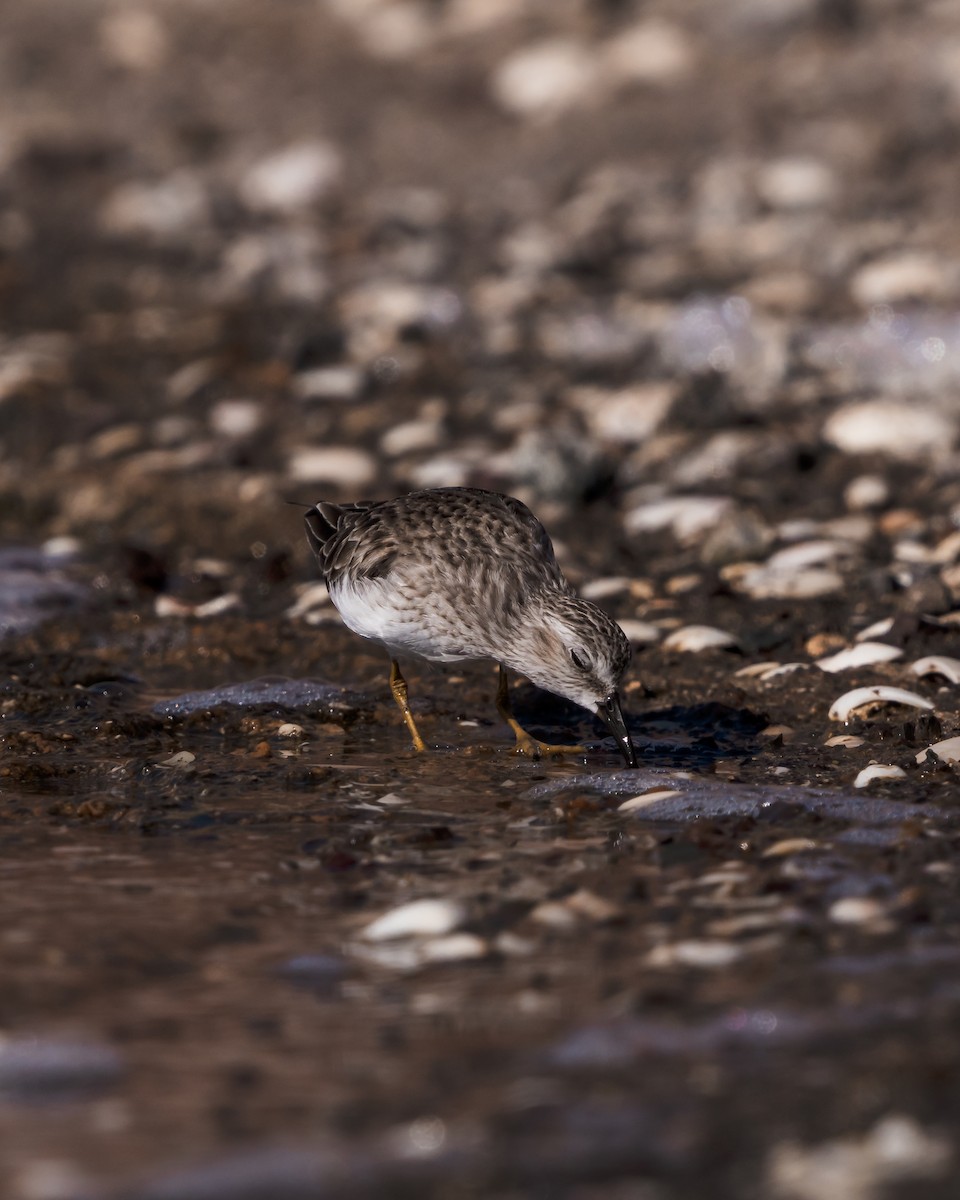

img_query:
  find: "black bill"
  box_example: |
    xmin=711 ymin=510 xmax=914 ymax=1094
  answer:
xmin=597 ymin=692 xmax=638 ymax=768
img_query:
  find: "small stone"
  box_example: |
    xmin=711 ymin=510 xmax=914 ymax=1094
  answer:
xmin=618 ymin=619 xmax=662 ymax=645
xmin=240 ymin=141 xmax=342 ymax=215
xmin=277 ymin=723 xmax=305 ymax=738
xmin=824 ymin=400 xmax=956 ymax=461
xmin=756 ymin=157 xmax=837 ymax=210
xmin=571 ymin=383 xmax=675 ymax=444
xmin=827 ymin=896 xmax=888 ymax=925
xmin=288 ymin=446 xmax=377 ymax=487
xmin=100 ymin=8 xmax=168 ymax=70
xmin=602 ymin=20 xmax=695 ymax=86
xmin=646 ymin=940 xmax=745 ymax=968
xmin=209 ymin=399 xmax=263 ymax=439
xmin=293 ymin=366 xmax=363 ymax=402
xmin=491 ymin=39 xmax=599 ymax=119
xmin=845 ymin=474 xmax=889 ymax=511
xmin=100 ymin=172 xmax=208 ymax=242
xmin=663 ymin=624 xmax=738 ymax=652
xmin=851 ymin=252 xmax=957 ymax=306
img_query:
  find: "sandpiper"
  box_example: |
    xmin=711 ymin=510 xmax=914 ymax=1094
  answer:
xmin=304 ymin=487 xmax=637 ymax=766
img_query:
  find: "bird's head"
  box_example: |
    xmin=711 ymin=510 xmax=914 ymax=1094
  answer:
xmin=505 ymin=592 xmax=637 ymax=767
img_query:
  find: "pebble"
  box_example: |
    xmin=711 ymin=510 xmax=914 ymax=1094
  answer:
xmin=239 ymin=140 xmax=342 ymax=214
xmin=618 ymin=619 xmax=662 ymax=645
xmin=625 ymin=495 xmax=733 ymax=542
xmin=850 ymin=252 xmax=957 ymax=306
xmin=756 ymin=157 xmax=837 ymax=210
xmin=100 ymin=172 xmax=208 ymax=242
xmin=728 ymin=563 xmax=843 ymax=600
xmin=829 ymin=686 xmax=934 ymax=722
xmin=827 ymin=896 xmax=889 ymax=925
xmin=571 ymin=383 xmax=675 ymax=444
xmin=277 ymin=723 xmax=305 ymax=738
xmin=816 ymin=643 xmax=903 ymax=673
xmin=853 ymin=764 xmax=907 ymax=789
xmin=491 ymin=39 xmax=598 ymax=119
xmin=209 ymin=399 xmax=263 ymax=440
xmin=646 ymin=940 xmax=745 ymax=969
xmin=100 ymin=7 xmax=169 ymax=70
xmin=288 ymin=446 xmax=377 ymax=487
xmin=916 ymin=737 xmax=960 ymax=766
xmin=662 ymin=624 xmax=738 ymax=652
xmin=359 ymin=898 xmax=466 ymax=942
xmin=844 ymin=473 xmax=890 ymax=511
xmin=602 ymin=20 xmax=695 ymax=86
xmin=824 ymin=400 xmax=956 ymax=461
xmin=293 ymin=366 xmax=363 ymax=403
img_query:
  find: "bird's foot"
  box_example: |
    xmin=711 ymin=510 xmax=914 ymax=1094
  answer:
xmin=512 ymin=734 xmax=588 ymax=759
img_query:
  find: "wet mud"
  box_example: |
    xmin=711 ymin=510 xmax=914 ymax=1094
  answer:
xmin=3 ymin=1 xmax=960 ymax=1197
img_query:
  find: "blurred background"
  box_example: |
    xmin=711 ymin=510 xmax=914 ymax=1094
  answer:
xmin=3 ymin=0 xmax=960 ymax=593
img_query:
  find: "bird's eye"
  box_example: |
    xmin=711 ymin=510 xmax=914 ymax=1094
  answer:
xmin=570 ymin=649 xmax=589 ymax=671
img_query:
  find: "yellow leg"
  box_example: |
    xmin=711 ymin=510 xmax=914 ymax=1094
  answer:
xmin=390 ymin=659 xmax=427 ymax=752
xmin=495 ymin=666 xmax=588 ymax=758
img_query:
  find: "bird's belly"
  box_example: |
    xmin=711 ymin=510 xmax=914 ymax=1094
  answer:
xmin=330 ymin=577 xmax=480 ymax=664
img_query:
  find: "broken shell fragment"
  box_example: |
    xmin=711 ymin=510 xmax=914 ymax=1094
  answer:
xmin=853 ymin=763 xmax=907 ymax=788
xmin=916 ymin=737 xmax=960 ymax=766
xmin=910 ymin=656 xmax=960 ymax=685
xmin=662 ymin=624 xmax=738 ymax=652
xmin=816 ymin=642 xmax=903 ymax=673
xmin=829 ymin=686 xmax=934 ymax=722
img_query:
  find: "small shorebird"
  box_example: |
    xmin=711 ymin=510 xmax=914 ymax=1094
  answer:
xmin=304 ymin=487 xmax=637 ymax=766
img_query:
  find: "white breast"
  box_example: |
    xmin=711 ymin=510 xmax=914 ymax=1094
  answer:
xmin=329 ymin=576 xmax=476 ymax=664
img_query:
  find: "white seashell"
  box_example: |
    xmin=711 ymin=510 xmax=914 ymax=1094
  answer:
xmin=816 ymin=642 xmax=902 ymax=673
xmin=734 ymin=661 xmax=783 ymax=678
xmin=855 ymin=617 xmax=894 ymax=642
xmin=277 ymin=723 xmax=305 ymax=738
xmin=288 ymin=446 xmax=377 ymax=487
xmin=360 ymin=899 xmax=465 ymax=942
xmin=757 ymin=662 xmax=808 ymax=680
xmin=491 ymin=38 xmax=599 ymax=118
xmin=580 ymin=576 xmax=633 ymax=600
xmin=829 ymin=686 xmax=934 ymax=722
xmin=761 ymin=838 xmax=820 ymax=857
xmin=854 ymin=763 xmax=907 ymax=788
xmin=917 ymin=737 xmax=960 ymax=765
xmin=193 ymin=593 xmax=241 ymax=619
xmin=910 ymin=656 xmax=960 ymax=685
xmin=617 ymin=619 xmax=662 ymax=645
xmin=733 ymin=564 xmax=844 ymax=600
xmin=645 ymin=940 xmax=745 ymax=968
xmin=286 ymin=583 xmax=332 ymax=620
xmin=624 ymin=496 xmax=732 ymax=542
xmin=765 ymin=540 xmax=852 ymax=572
xmin=419 ymin=934 xmax=488 ymax=964
xmin=828 ymin=896 xmax=888 ymax=925
xmin=824 ymin=398 xmax=957 ymax=461
xmin=240 ymin=141 xmax=342 ymax=214
xmin=618 ymin=789 xmax=682 ymax=812
xmin=155 ymin=751 xmax=196 ymax=769
xmin=662 ymin=624 xmax=738 ymax=652
xmin=824 ymin=734 xmax=865 ymax=748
